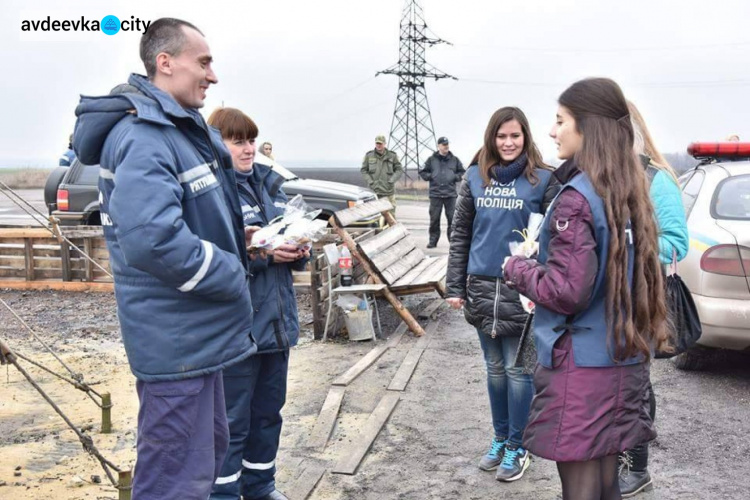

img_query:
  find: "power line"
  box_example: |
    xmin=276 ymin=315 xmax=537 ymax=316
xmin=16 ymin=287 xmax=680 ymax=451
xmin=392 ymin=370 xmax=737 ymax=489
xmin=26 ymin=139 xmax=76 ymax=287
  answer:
xmin=458 ymin=77 xmax=750 ymax=89
xmin=452 ymin=40 xmax=750 ymax=54
xmin=264 ymin=76 xmax=378 ymax=127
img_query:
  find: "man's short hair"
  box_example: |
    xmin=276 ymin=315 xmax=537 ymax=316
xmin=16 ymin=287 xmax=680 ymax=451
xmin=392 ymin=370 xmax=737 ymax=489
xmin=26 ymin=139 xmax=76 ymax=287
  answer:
xmin=140 ymin=18 xmax=203 ymax=79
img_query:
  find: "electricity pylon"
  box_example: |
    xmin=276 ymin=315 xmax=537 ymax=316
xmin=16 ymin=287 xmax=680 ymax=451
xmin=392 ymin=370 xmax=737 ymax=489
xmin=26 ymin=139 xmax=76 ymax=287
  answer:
xmin=377 ymin=0 xmax=456 ymax=185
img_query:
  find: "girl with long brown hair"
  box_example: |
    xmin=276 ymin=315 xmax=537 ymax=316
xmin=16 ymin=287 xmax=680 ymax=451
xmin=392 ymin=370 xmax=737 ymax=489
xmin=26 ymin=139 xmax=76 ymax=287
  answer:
xmin=503 ymin=78 xmax=670 ymax=499
xmin=446 ymin=107 xmax=558 ymax=482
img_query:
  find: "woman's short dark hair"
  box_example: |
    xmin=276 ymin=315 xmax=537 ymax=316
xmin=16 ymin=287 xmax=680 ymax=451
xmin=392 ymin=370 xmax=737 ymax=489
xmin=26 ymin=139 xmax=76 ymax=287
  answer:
xmin=207 ymin=107 xmax=259 ymax=141
xmin=139 ymin=18 xmax=203 ymax=79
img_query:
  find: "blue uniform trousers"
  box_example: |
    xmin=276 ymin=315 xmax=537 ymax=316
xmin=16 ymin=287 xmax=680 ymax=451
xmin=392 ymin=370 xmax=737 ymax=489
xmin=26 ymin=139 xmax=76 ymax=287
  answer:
xmin=211 ymin=351 xmax=289 ymax=500
xmin=134 ymin=371 xmax=229 ymax=500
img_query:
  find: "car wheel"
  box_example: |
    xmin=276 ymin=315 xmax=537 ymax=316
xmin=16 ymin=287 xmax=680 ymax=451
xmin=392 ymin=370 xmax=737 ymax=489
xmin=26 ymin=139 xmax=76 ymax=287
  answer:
xmin=43 ymin=166 xmax=68 ymax=213
xmin=672 ymin=345 xmax=710 ymax=371
xmin=86 ymin=212 xmax=101 ymax=226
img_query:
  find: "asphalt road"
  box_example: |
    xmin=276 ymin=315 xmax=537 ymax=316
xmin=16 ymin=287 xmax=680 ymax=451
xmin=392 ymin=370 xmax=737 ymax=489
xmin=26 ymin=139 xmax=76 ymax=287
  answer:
xmin=0 ymin=188 xmax=48 ymax=226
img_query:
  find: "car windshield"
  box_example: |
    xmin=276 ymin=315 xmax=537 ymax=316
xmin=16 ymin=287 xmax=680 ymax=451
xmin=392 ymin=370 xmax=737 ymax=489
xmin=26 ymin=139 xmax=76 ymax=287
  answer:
xmin=712 ymin=174 xmax=750 ymax=220
xmin=255 ymin=153 xmax=298 ymax=181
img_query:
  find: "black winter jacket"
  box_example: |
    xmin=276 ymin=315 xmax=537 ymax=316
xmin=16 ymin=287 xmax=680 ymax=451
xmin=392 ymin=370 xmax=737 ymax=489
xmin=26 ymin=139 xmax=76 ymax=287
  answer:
xmin=419 ymin=151 xmax=465 ymax=198
xmin=446 ymin=168 xmax=560 ymax=337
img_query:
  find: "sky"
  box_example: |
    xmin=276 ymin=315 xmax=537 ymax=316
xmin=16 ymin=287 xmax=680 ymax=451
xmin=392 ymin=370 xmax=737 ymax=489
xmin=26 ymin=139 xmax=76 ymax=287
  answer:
xmin=4 ymin=0 xmax=750 ymax=171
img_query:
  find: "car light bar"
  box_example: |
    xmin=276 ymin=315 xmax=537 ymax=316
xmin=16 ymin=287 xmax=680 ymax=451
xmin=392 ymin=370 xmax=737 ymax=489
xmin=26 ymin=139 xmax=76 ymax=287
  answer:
xmin=687 ymin=142 xmax=750 ymax=159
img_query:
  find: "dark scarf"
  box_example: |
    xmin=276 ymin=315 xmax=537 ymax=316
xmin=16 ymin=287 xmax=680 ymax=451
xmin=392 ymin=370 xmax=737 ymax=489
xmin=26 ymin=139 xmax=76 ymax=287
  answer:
xmin=553 ymin=158 xmax=581 ymax=184
xmin=491 ymin=153 xmax=527 ymax=184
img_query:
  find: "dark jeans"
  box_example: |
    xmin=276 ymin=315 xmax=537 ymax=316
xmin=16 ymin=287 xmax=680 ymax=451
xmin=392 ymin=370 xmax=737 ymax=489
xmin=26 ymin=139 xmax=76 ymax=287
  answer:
xmin=211 ymin=351 xmax=289 ymax=500
xmin=134 ymin=371 xmax=229 ymax=500
xmin=476 ymin=330 xmax=534 ymax=446
xmin=428 ymin=196 xmax=456 ymax=245
xmin=623 ymin=381 xmax=656 ymax=471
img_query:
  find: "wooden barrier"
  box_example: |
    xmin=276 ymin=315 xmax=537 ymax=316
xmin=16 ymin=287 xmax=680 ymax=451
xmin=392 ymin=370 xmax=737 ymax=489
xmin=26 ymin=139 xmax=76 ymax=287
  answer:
xmin=0 ymin=227 xmax=111 ymax=287
xmin=0 ymin=226 xmax=312 ymax=293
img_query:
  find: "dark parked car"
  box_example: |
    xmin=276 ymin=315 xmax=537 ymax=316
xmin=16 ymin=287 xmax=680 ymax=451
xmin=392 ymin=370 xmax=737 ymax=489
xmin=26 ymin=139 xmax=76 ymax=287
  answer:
xmin=44 ymin=156 xmax=380 ymax=226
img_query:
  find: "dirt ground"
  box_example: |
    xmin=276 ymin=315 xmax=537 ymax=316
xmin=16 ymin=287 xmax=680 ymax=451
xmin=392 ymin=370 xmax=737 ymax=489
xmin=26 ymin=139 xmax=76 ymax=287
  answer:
xmin=1 ymin=289 xmax=749 ymax=500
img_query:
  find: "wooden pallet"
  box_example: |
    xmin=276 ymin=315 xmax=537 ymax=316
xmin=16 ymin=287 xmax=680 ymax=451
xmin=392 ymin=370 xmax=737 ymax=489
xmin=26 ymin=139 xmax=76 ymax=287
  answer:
xmin=327 ymin=200 xmax=448 ymax=336
xmin=0 ymin=227 xmax=111 ymax=286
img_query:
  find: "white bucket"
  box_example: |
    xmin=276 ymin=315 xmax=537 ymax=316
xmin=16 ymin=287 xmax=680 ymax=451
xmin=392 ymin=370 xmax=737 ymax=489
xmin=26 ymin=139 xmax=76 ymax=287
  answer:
xmin=343 ymin=308 xmax=375 ymax=341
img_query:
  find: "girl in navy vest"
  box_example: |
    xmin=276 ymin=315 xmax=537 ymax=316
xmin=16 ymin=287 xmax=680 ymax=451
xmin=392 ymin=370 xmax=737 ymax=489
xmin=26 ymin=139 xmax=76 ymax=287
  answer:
xmin=504 ymin=78 xmax=671 ymax=499
xmin=446 ymin=107 xmax=558 ymax=482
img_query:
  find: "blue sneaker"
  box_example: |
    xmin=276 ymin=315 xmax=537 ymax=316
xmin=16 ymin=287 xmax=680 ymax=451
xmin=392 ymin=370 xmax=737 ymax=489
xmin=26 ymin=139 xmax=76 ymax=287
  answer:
xmin=478 ymin=437 xmax=506 ymax=471
xmin=495 ymin=444 xmax=530 ymax=482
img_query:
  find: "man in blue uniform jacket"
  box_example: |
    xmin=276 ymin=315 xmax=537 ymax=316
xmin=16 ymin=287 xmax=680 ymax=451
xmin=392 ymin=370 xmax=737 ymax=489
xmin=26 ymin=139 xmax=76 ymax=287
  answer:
xmin=72 ymin=18 xmax=257 ymax=500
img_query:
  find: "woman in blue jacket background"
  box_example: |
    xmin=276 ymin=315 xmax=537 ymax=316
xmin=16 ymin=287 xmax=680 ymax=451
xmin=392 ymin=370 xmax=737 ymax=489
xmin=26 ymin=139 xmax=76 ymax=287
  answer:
xmin=617 ymin=101 xmax=689 ymax=498
xmin=208 ymin=108 xmax=309 ymax=500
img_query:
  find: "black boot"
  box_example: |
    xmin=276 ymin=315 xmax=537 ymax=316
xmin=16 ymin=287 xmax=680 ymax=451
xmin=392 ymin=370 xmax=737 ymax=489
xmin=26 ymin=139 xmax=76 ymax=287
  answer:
xmin=619 ymin=448 xmax=653 ymax=498
xmin=249 ymin=490 xmax=289 ymax=500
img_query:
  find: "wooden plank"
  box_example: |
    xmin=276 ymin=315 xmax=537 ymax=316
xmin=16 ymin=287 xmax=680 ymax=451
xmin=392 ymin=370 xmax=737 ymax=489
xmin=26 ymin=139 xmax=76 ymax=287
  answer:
xmin=370 ymin=237 xmax=416 ymax=272
xmin=33 ymin=269 xmax=64 ymax=280
xmin=353 ymin=229 xmax=378 ymax=243
xmin=388 ymin=321 xmax=437 ymax=392
xmin=331 ymin=327 xmax=406 ymax=386
xmin=391 ymin=257 xmax=435 ymax=287
xmin=0 ymin=250 xmax=26 ymax=260
xmin=0 ymin=268 xmax=25 ymax=278
xmin=24 ymin=239 xmax=34 ymax=281
xmin=84 ymin=238 xmax=94 ymax=281
xmin=311 ymin=247 xmax=324 ymax=339
xmin=293 ymin=272 xmax=311 ymax=285
xmin=306 ymin=386 xmax=346 ymax=449
xmin=0 ymin=228 xmax=56 ymax=238
xmin=387 ymin=348 xmax=425 ymax=392
xmin=417 ymin=320 xmax=439 ymax=347
xmin=421 ymin=255 xmax=449 ymax=283
xmin=408 ymin=256 xmax=448 ymax=286
xmin=0 ymin=280 xmax=114 ymax=292
xmin=380 ymin=248 xmax=425 ymax=285
xmin=59 ymin=228 xmax=104 ymax=238
xmin=331 ymin=345 xmax=389 ymax=387
xmin=31 ymin=246 xmax=62 ymax=258
xmin=357 ymin=223 xmax=408 ymax=257
xmin=389 ymin=284 xmax=437 ymax=296
xmin=334 ymin=199 xmax=393 ymax=227
xmin=29 ymin=258 xmax=64 ymax=270
xmin=331 ymin=284 xmax=387 ymax=293
xmin=418 ymin=298 xmax=446 ymax=320
xmin=0 ymin=256 xmax=25 ymax=267
xmin=0 ymin=242 xmax=28 ymax=250
xmin=285 ymin=464 xmax=326 ymax=500
xmin=91 ymin=248 xmax=110 ymax=259
xmin=331 ymin=392 xmax=400 ymax=475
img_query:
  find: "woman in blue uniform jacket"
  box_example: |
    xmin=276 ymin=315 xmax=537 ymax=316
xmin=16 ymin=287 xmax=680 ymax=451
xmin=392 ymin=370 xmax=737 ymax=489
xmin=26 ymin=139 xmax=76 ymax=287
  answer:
xmin=208 ymin=107 xmax=309 ymax=500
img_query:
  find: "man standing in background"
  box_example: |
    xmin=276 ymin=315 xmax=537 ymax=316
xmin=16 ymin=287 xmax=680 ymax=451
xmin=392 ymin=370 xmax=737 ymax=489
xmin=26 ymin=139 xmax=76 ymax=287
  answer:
xmin=361 ymin=134 xmax=403 ymax=214
xmin=419 ymin=136 xmax=464 ymax=248
xmin=59 ymin=133 xmax=75 ymax=166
